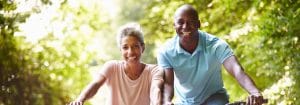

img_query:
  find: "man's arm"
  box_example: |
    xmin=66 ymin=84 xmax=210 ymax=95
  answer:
xmin=163 ymin=68 xmax=174 ymax=105
xmin=69 ymin=75 xmax=106 ymax=105
xmin=223 ymin=56 xmax=264 ymax=105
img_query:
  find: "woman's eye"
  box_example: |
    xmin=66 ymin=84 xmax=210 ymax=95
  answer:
xmin=122 ymin=46 xmax=128 ymax=49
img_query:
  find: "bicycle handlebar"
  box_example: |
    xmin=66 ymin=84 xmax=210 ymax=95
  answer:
xmin=225 ymin=99 xmax=268 ymax=105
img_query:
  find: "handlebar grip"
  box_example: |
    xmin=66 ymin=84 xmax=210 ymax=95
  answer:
xmin=225 ymin=99 xmax=268 ymax=105
xmin=263 ymin=99 xmax=268 ymax=103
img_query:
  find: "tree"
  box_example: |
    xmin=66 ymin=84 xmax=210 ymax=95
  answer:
xmin=1 ymin=0 xmax=115 ymax=104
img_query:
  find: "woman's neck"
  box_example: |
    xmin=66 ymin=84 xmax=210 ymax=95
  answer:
xmin=124 ymin=62 xmax=145 ymax=80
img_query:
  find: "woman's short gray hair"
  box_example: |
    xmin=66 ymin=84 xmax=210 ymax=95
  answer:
xmin=116 ymin=22 xmax=144 ymax=48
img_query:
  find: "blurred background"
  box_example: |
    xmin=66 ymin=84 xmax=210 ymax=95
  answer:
xmin=0 ymin=0 xmax=299 ymax=105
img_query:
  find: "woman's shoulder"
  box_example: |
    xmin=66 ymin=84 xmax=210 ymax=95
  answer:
xmin=144 ymin=64 xmax=164 ymax=80
xmin=145 ymin=64 xmax=163 ymax=73
xmin=101 ymin=60 xmax=123 ymax=70
xmin=145 ymin=63 xmax=157 ymax=69
xmin=100 ymin=60 xmax=123 ymax=77
xmin=104 ymin=60 xmax=122 ymax=65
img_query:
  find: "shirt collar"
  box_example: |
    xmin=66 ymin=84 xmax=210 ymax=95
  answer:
xmin=175 ymin=30 xmax=203 ymax=55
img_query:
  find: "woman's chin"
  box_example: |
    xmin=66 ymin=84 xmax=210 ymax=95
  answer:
xmin=125 ymin=60 xmax=140 ymax=64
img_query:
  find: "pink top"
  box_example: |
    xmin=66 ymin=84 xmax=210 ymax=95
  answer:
xmin=99 ymin=60 xmax=163 ymax=105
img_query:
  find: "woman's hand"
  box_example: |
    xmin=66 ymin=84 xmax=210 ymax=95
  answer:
xmin=69 ymin=101 xmax=83 ymax=105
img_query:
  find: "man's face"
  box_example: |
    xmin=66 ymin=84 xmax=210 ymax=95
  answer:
xmin=174 ymin=10 xmax=200 ymax=39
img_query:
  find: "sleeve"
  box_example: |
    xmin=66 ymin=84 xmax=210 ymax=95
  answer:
xmin=157 ymin=48 xmax=172 ymax=69
xmin=99 ymin=60 xmax=115 ymax=79
xmin=151 ymin=65 xmax=164 ymax=81
xmin=215 ymin=39 xmax=234 ymax=63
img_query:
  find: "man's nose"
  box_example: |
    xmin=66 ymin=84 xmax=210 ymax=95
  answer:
xmin=182 ymin=22 xmax=189 ymax=29
xmin=182 ymin=22 xmax=187 ymax=28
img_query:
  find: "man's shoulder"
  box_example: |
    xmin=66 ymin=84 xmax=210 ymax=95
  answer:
xmin=159 ymin=36 xmax=177 ymax=53
xmin=200 ymin=31 xmax=226 ymax=47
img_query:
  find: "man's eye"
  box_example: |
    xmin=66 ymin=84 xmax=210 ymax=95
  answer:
xmin=188 ymin=20 xmax=197 ymax=24
xmin=177 ymin=21 xmax=183 ymax=25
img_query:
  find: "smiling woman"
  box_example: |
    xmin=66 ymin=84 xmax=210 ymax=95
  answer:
xmin=69 ymin=23 xmax=164 ymax=105
xmin=118 ymin=23 xmax=145 ymax=80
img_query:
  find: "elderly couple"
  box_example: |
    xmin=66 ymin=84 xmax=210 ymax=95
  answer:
xmin=69 ymin=4 xmax=264 ymax=105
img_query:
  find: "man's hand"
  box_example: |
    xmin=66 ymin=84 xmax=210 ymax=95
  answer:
xmin=246 ymin=93 xmax=264 ymax=105
xmin=163 ymin=101 xmax=174 ymax=105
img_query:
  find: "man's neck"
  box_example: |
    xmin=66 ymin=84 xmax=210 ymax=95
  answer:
xmin=180 ymin=34 xmax=199 ymax=54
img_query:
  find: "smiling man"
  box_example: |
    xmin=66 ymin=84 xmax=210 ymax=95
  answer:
xmin=157 ymin=4 xmax=264 ymax=105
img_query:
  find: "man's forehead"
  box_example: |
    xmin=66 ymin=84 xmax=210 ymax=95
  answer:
xmin=174 ymin=11 xmax=198 ymax=20
xmin=174 ymin=5 xmax=198 ymax=20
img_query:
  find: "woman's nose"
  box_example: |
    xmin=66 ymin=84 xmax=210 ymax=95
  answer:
xmin=128 ymin=47 xmax=134 ymax=54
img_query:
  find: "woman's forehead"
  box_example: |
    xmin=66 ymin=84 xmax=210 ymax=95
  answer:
xmin=121 ymin=36 xmax=140 ymax=44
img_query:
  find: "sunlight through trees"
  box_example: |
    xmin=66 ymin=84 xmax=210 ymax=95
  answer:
xmin=1 ymin=0 xmax=299 ymax=105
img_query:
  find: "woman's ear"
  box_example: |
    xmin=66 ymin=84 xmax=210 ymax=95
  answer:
xmin=118 ymin=46 xmax=121 ymax=51
xmin=142 ymin=44 xmax=145 ymax=53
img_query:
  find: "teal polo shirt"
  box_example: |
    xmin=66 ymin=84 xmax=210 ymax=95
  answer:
xmin=157 ymin=30 xmax=234 ymax=104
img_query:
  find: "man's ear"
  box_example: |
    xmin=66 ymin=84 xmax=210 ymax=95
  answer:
xmin=173 ymin=22 xmax=176 ymax=27
xmin=197 ymin=20 xmax=201 ymax=29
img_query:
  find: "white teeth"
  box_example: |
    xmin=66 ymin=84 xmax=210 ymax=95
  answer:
xmin=183 ymin=32 xmax=191 ymax=35
xmin=128 ymin=56 xmax=136 ymax=60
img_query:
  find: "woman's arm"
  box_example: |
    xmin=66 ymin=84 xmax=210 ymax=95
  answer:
xmin=223 ymin=56 xmax=264 ymax=105
xmin=150 ymin=67 xmax=165 ymax=105
xmin=70 ymin=75 xmax=106 ymax=105
xmin=150 ymin=78 xmax=164 ymax=105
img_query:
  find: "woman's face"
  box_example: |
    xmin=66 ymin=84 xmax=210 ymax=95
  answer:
xmin=120 ymin=36 xmax=144 ymax=64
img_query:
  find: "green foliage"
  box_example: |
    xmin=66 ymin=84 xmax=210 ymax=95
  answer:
xmin=1 ymin=0 xmax=115 ymax=104
xmin=0 ymin=0 xmax=16 ymax=11
xmin=0 ymin=1 xmax=54 ymax=104
xmin=1 ymin=0 xmax=299 ymax=105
